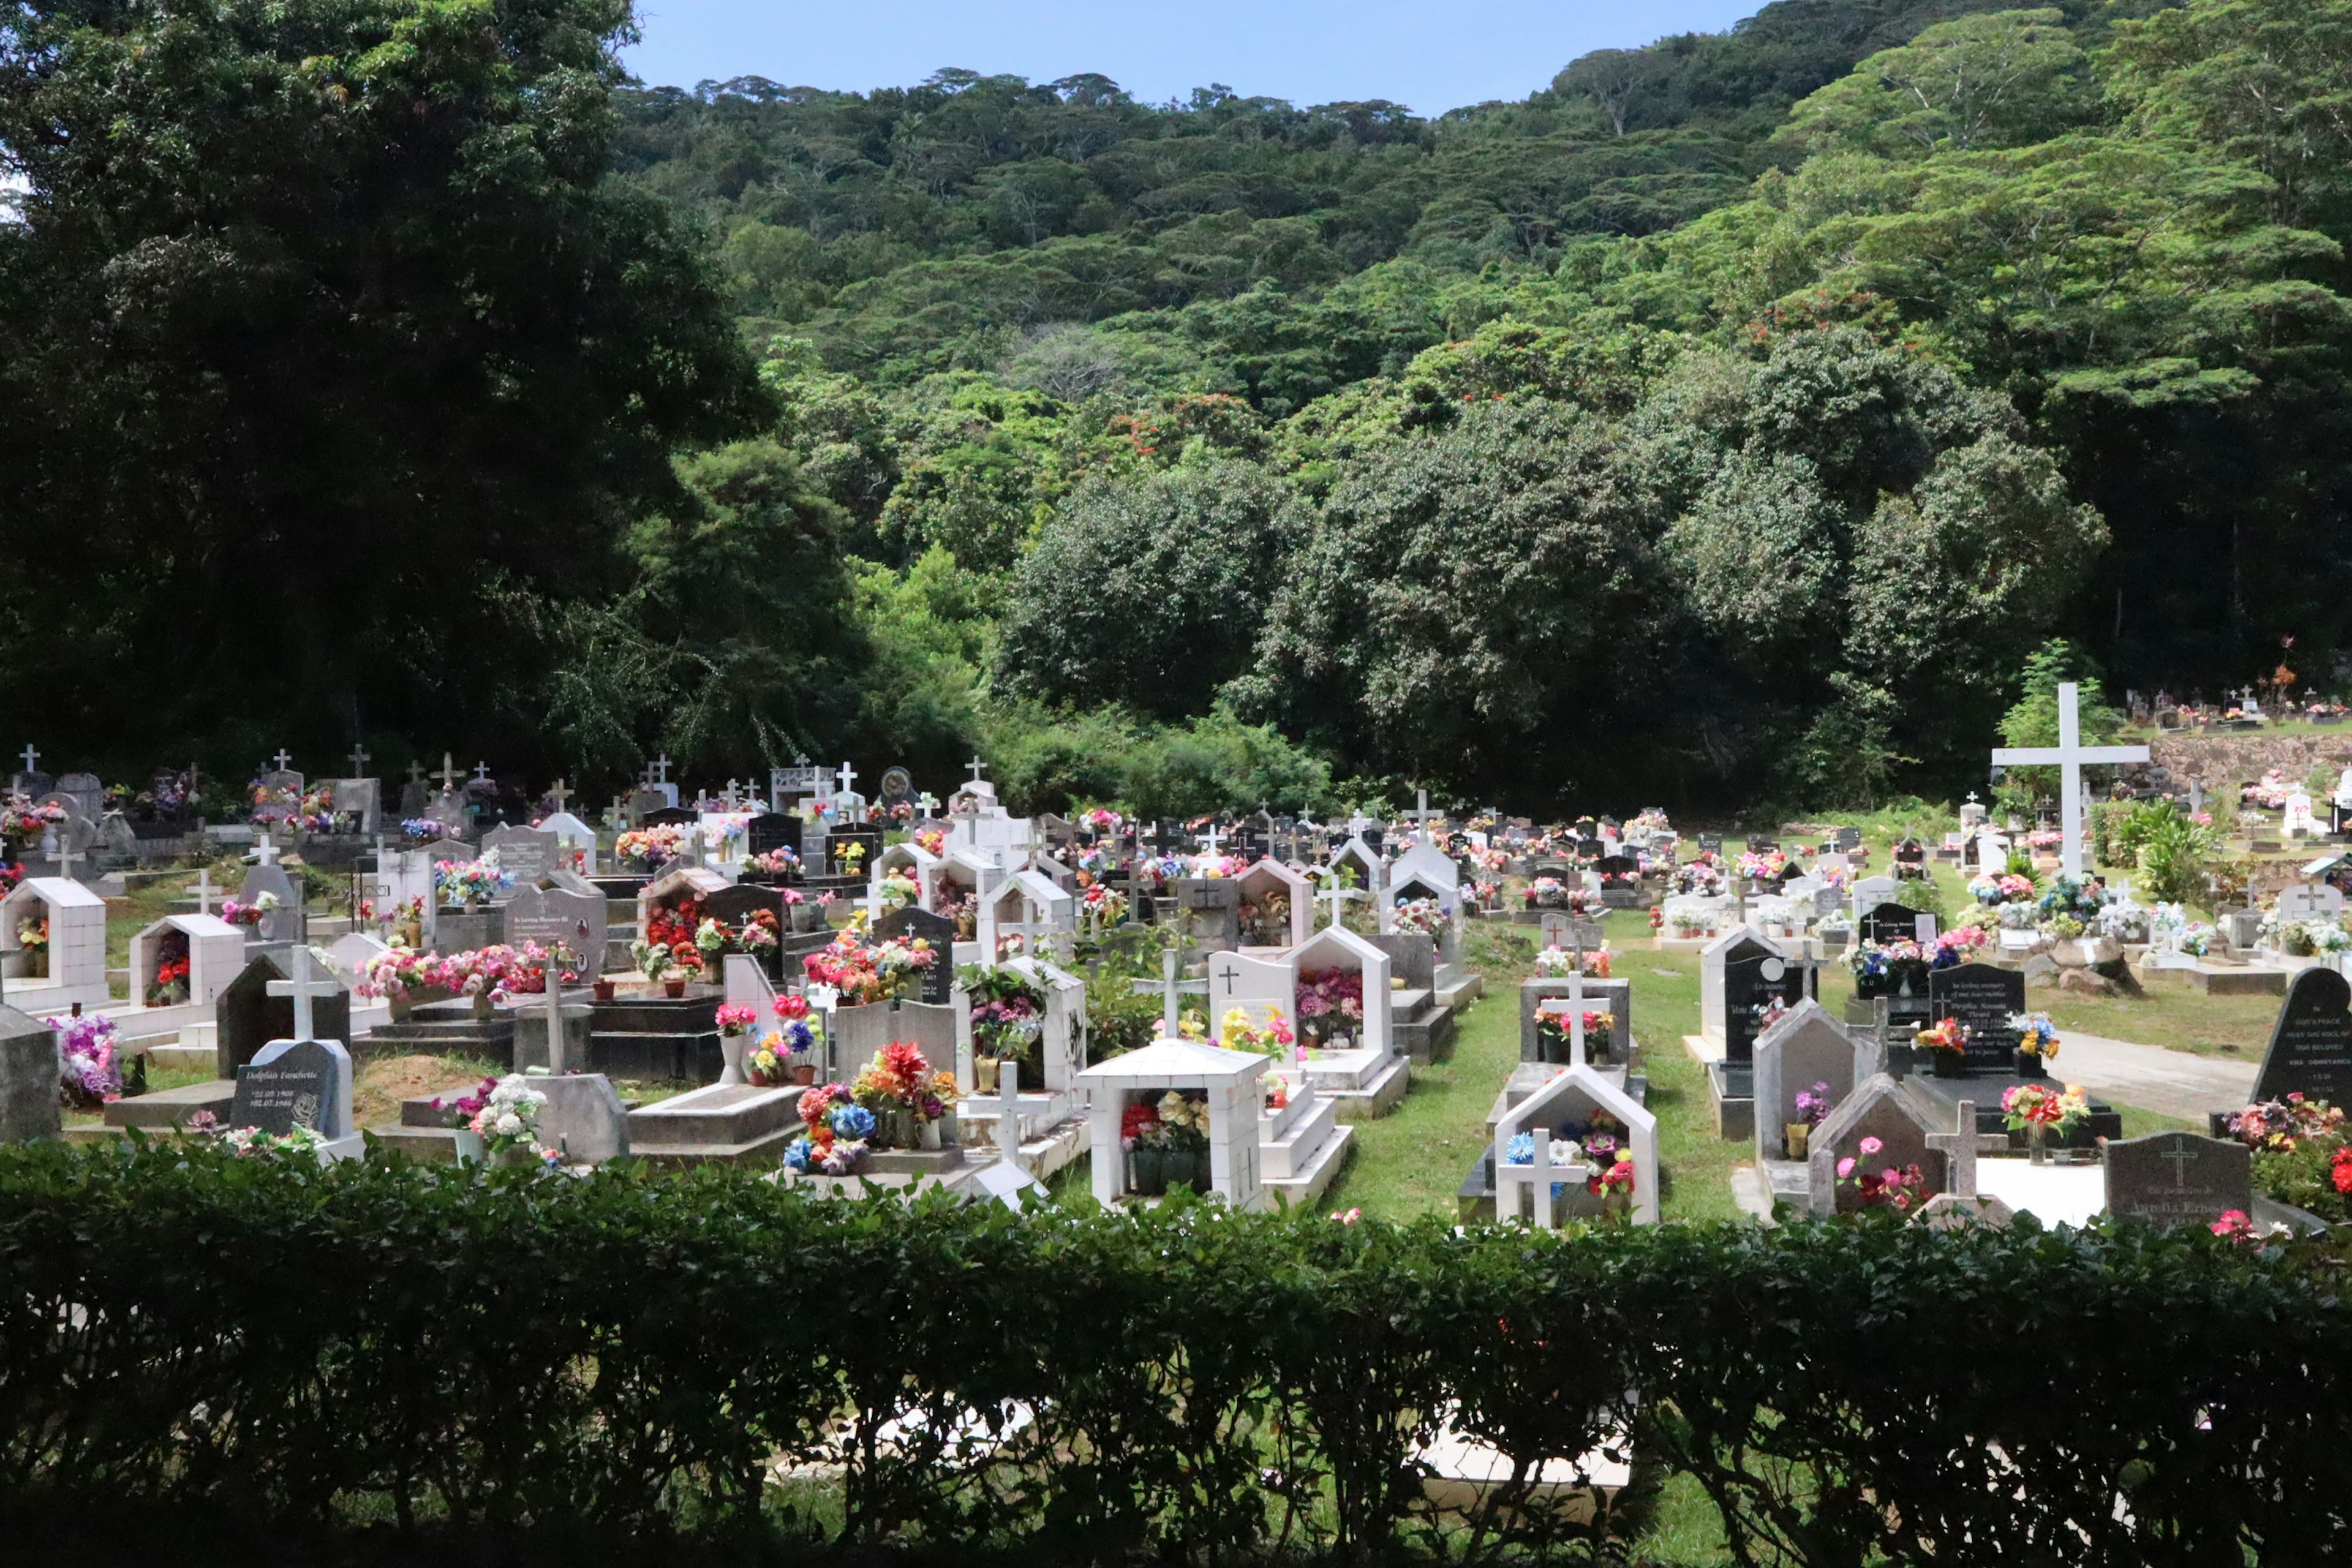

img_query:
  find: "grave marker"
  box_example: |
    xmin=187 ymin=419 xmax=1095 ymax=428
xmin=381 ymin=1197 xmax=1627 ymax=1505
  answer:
xmin=1926 ymin=963 xmax=2026 ymax=1072
xmin=2252 ymin=967 xmax=2352 ymax=1105
xmin=2103 ymin=1131 xmax=2252 ymax=1231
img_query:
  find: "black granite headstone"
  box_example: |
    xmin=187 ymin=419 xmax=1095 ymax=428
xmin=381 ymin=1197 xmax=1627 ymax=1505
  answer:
xmin=1722 ymin=935 xmax=1806 ymax=1065
xmin=873 ymin=907 xmax=956 ymax=1004
xmin=828 ymin=828 xmax=882 ymax=877
xmin=747 ymin=812 xmax=801 ymax=857
xmin=641 ymin=807 xmax=696 ymax=828
xmin=2253 ymin=967 xmax=2352 ymax=1104
xmin=230 ymin=1039 xmax=335 ymax=1135
xmin=1861 ymin=902 xmax=1924 ymax=945
xmin=2104 ymin=1131 xmax=2252 ymax=1231
xmin=217 ymin=954 xmax=352 ymax=1077
xmin=1926 ymin=963 xmax=2025 ymax=1072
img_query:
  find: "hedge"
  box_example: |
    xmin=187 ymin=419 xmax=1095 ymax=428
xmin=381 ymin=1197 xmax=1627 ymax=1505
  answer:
xmin=1 ymin=1139 xmax=2347 ymax=1564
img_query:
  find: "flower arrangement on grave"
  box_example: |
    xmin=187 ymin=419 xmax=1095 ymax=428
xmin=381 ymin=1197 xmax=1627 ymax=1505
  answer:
xmin=217 ymin=891 xmax=278 ymax=929
xmin=398 ymin=818 xmax=442 ymax=842
xmin=2220 ymin=1095 xmax=2352 ymax=1221
xmin=146 ymin=931 xmax=192 ymax=1006
xmin=1153 ymin=1090 xmax=1212 ymax=1190
xmin=1534 ymin=944 xmax=1610 ymax=978
xmin=1785 ymin=1080 xmax=1834 ymax=1159
xmin=470 ymin=1075 xmax=554 ymax=1164
xmin=1294 ymin=967 xmax=1365 ymax=1050
xmin=220 ymin=1124 xmax=330 ymax=1159
xmin=1836 ymin=1136 xmax=1928 ymax=1212
xmin=1847 ymin=938 xmax=1929 ymax=996
xmin=1082 ymin=807 xmax=1124 ymax=837
xmin=2003 ymin=1081 xmax=2089 ymax=1163
xmin=837 ymin=841 xmax=868 ymax=878
xmin=51 ymin=1012 xmax=122 ymax=1108
xmin=1536 ymin=1008 xmax=1611 ymax=1063
xmin=2244 ymin=769 xmax=2294 ymax=810
xmin=878 ymin=870 xmax=922 ymax=911
xmin=2035 ymin=875 xmax=2103 ymax=927
xmin=1675 ymin=856 xmax=1726 ymax=897
xmin=741 ymin=846 xmax=801 ymax=880
xmin=960 ymin=964 xmax=1047 ymax=1081
xmin=851 ymin=1042 xmax=957 ymax=1147
xmin=913 ymin=825 xmax=948 ymax=858
xmin=615 ymin=825 xmax=684 ymax=872
xmin=0 ymin=795 xmax=64 ymax=848
xmin=13 ymin=913 xmax=49 ymax=974
xmin=785 ymin=1084 xmax=873 ymax=1175
xmin=1391 ymin=897 xmax=1446 ymax=951
xmin=432 ymin=851 xmax=513 ymax=908
xmin=1219 ymin=1006 xmax=1295 ymax=1058
xmin=1525 ymin=876 xmax=1570 ymax=909
xmin=1931 ymin=927 xmax=1989 ymax=967
xmin=1262 ymin=1067 xmax=1297 ymax=1112
xmin=1080 ymin=880 xmax=1129 ymax=929
xmin=644 ymin=895 xmax=704 ymax=965
xmin=804 ymin=930 xmax=937 ymax=1006
xmin=1914 ymin=1016 xmax=1970 ymax=1076
xmin=2176 ymin=920 xmax=2217 ymax=957
xmin=1736 ymin=850 xmax=1789 ymax=884
xmin=715 ymin=1003 xmax=759 ymax=1038
xmin=1469 ymin=846 xmax=1509 ymax=875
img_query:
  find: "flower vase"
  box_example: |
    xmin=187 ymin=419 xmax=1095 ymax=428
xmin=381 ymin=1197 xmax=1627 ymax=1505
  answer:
xmin=919 ymin=1118 xmax=943 ymax=1152
xmin=592 ymin=979 xmax=615 ymax=1003
xmin=2014 ymin=1048 xmax=2047 ymax=1081
xmin=975 ymin=1055 xmax=1000 ymax=1093
xmin=1931 ymin=1051 xmax=1965 ymax=1079
xmin=470 ymin=990 xmax=494 ymax=1022
xmin=2028 ymin=1125 xmax=2050 ymax=1166
xmin=718 ymin=1031 xmax=748 ymax=1087
xmin=663 ymin=977 xmax=687 ymax=999
xmin=1130 ymin=1147 xmax=1167 ymax=1197
xmin=1785 ymin=1123 xmax=1811 ymax=1161
xmin=388 ymin=993 xmax=414 ymax=1023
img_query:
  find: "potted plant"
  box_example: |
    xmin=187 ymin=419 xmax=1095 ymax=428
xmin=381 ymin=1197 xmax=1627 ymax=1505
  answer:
xmin=1787 ymin=1080 xmax=1833 ymax=1160
xmin=2010 ymin=1011 xmax=2060 ymax=1079
xmin=466 ymin=1075 xmax=552 ymax=1167
xmin=630 ymin=937 xmax=674 ymax=995
xmin=850 ymin=1040 xmax=954 ymax=1150
xmin=2002 ymin=1081 xmax=2089 ymax=1164
xmin=1835 ymin=1135 xmax=1929 ymax=1213
xmin=663 ymin=948 xmax=699 ymax=998
xmin=1915 ymin=1016 xmax=1970 ymax=1078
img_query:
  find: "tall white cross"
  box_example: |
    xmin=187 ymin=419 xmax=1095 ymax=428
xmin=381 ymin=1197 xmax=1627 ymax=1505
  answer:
xmin=193 ymin=869 xmax=217 ymax=916
xmin=347 ymin=745 xmax=371 ymax=776
xmin=254 ymin=831 xmax=279 ymax=867
xmin=994 ymin=1060 xmax=1025 ymax=1168
xmin=53 ymin=842 xmax=80 ymax=883
xmin=1317 ymin=880 xmax=1368 ymax=929
xmin=1408 ymin=788 xmax=1441 ymax=831
xmin=1553 ymin=968 xmax=1592 ymax=1068
xmin=266 ymin=945 xmax=339 ymax=1045
xmin=722 ymin=778 xmax=742 ymax=809
xmin=1131 ymin=948 xmax=1208 ymax=1038
xmin=271 ymin=748 xmax=293 ymax=772
xmin=543 ymin=947 xmax=570 ymax=1076
xmin=837 ymin=761 xmax=857 ymax=796
xmin=1197 ymin=822 xmax=1224 ymax=859
xmin=916 ymin=790 xmax=940 ymax=816
xmin=1991 ymin=682 xmax=2148 ymax=878
xmin=437 ymin=753 xmax=459 ymax=790
xmin=1925 ymin=1101 xmax=2010 ymax=1200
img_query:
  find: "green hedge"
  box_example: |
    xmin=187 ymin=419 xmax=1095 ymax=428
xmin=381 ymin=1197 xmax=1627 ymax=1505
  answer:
xmin=1 ymin=1141 xmax=2347 ymax=1564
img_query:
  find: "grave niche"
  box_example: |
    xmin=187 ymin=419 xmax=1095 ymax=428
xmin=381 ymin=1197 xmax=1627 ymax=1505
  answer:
xmin=217 ymin=952 xmax=351 ymax=1077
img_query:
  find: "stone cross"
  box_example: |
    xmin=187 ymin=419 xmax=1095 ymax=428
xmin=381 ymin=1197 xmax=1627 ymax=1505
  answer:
xmin=1561 ymin=968 xmax=1590 ymax=1068
xmin=472 ymin=761 xmax=490 ymax=785
xmin=837 ymin=761 xmax=857 ymax=796
xmin=265 ymin=944 xmax=339 ymax=1046
xmin=2160 ymin=1140 xmax=2199 ymax=1189
xmin=347 ymin=745 xmax=371 ymax=776
xmin=407 ymin=760 xmax=425 ymax=786
xmin=543 ymin=951 xmax=569 ymax=1076
xmin=1925 ymin=1101 xmax=2010 ymax=1199
xmin=1198 ymin=821 xmax=1224 ymax=859
xmin=650 ymin=753 xmax=671 ymax=785
xmin=53 ymin=842 xmax=79 ymax=883
xmin=1991 ymin=682 xmax=2150 ymax=878
xmin=722 ymin=778 xmax=742 ymax=809
xmin=272 ymin=748 xmax=293 ymax=772
xmin=1408 ymin=788 xmax=1441 ymax=832
xmin=254 ymin=831 xmax=279 ymax=867
xmin=193 ymin=869 xmax=217 ymax=916
xmin=1317 ymin=880 xmax=1368 ymax=929
xmin=546 ymin=778 xmax=570 ymax=810
xmin=18 ymin=743 xmax=36 ymax=774
xmin=1131 ymin=948 xmax=1208 ymax=1039
xmin=437 ymin=753 xmax=459 ymax=790
xmin=994 ymin=1060 xmax=1024 ymax=1169
xmin=916 ymin=790 xmax=939 ymax=816
xmin=966 ymin=756 xmax=987 ymax=784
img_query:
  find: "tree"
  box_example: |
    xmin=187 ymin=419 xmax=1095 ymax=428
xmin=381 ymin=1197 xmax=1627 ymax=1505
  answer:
xmin=0 ymin=0 xmax=764 ymax=767
xmin=1779 ymin=9 xmax=2096 ymax=159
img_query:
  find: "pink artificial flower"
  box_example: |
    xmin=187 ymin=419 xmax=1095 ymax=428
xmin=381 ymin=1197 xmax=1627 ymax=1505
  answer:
xmin=1859 ymin=1136 xmax=1883 ymax=1156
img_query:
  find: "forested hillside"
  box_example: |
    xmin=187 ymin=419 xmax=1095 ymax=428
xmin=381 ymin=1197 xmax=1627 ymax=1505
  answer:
xmin=6 ymin=0 xmax=2349 ymax=816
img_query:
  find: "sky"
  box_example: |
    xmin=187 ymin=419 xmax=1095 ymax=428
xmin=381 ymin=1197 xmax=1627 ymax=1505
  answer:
xmin=622 ymin=0 xmax=1764 ymax=116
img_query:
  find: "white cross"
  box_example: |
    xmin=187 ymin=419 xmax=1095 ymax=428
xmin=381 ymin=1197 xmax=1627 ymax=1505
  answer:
xmin=266 ymin=944 xmax=340 ymax=1045
xmin=1197 ymin=822 xmax=1224 ymax=858
xmin=1991 ymin=682 xmax=2149 ymax=878
xmin=2160 ymin=1140 xmax=2200 ymax=1189
xmin=916 ymin=790 xmax=939 ymax=816
xmin=1924 ymin=1101 xmax=2010 ymax=1200
xmin=254 ymin=831 xmax=279 ymax=867
xmin=966 ymin=756 xmax=987 ymax=784
xmin=472 ymin=761 xmax=490 ymax=785
xmin=543 ymin=948 xmax=570 ymax=1076
xmin=722 ymin=778 xmax=742 ymax=809
xmin=437 ymin=753 xmax=459 ymax=790
xmin=53 ymin=842 xmax=80 ymax=882
xmin=1317 ymin=880 xmax=1368 ymax=929
xmin=1550 ymin=968 xmax=1593 ymax=1068
xmin=193 ymin=869 xmax=217 ymax=916
xmin=348 ymin=745 xmax=371 ymax=775
xmin=407 ymin=760 xmax=424 ymax=785
xmin=650 ymin=754 xmax=671 ymax=784
xmin=546 ymin=778 xmax=570 ymax=810
xmin=837 ymin=761 xmax=857 ymax=796
xmin=18 ymin=744 xmax=36 ymax=774
xmin=1131 ymin=948 xmax=1208 ymax=1038
xmin=272 ymin=749 xmax=293 ymax=772
xmin=1408 ymin=788 xmax=1441 ymax=830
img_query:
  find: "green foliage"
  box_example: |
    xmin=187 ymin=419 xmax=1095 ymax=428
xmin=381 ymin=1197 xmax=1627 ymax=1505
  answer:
xmin=1994 ymin=638 xmax=2125 ymax=809
xmin=1779 ymin=9 xmax=2099 ymax=160
xmin=1 ymin=1140 xmax=2347 ymax=1561
xmin=2136 ymin=809 xmax=2223 ymax=904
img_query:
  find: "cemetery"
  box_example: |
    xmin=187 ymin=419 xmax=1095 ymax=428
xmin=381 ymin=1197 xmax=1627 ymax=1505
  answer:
xmin=13 ymin=0 xmax=2352 ymax=1552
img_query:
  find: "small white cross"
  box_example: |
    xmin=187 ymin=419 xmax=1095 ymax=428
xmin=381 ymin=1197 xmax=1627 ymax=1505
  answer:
xmin=265 ymin=944 xmax=340 ymax=1045
xmin=1131 ymin=948 xmax=1208 ymax=1038
xmin=543 ymin=949 xmax=570 ymax=1076
xmin=966 ymin=756 xmax=987 ymax=784
xmin=916 ymin=790 xmax=940 ymax=816
xmin=650 ymin=753 xmax=672 ymax=784
xmin=193 ymin=869 xmax=217 ymax=916
xmin=1925 ymin=1102 xmax=2010 ymax=1200
xmin=722 ymin=778 xmax=742 ymax=808
xmin=271 ymin=749 xmax=293 ymax=773
xmin=348 ymin=745 xmax=371 ymax=775
xmin=836 ymin=761 xmax=857 ymax=796
xmin=437 ymin=753 xmax=459 ymax=790
xmin=18 ymin=744 xmax=36 ymax=774
xmin=1316 ymin=879 xmax=1368 ymax=929
xmin=2160 ymin=1141 xmax=2199 ymax=1189
xmin=546 ymin=778 xmax=571 ymax=810
xmin=472 ymin=761 xmax=490 ymax=785
xmin=53 ymin=842 xmax=80 ymax=882
xmin=1991 ymin=682 xmax=2150 ymax=878
xmin=254 ymin=831 xmax=279 ymax=867
xmin=1197 ymin=822 xmax=1224 ymax=858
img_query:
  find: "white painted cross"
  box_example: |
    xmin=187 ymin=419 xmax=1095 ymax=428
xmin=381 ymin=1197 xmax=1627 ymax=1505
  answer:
xmin=966 ymin=756 xmax=987 ymax=785
xmin=437 ymin=753 xmax=459 ymax=790
xmin=407 ymin=760 xmax=425 ymax=785
xmin=1317 ymin=878 xmax=1368 ymax=929
xmin=722 ymin=778 xmax=742 ymax=809
xmin=2160 ymin=1140 xmax=2201 ymax=1189
xmin=650 ymin=753 xmax=672 ymax=785
xmin=837 ymin=761 xmax=857 ymax=796
xmin=1131 ymin=947 xmax=1208 ymax=1038
xmin=254 ymin=831 xmax=279 ymax=867
xmin=1408 ymin=788 xmax=1441 ymax=832
xmin=1542 ymin=968 xmax=1593 ymax=1068
xmin=18 ymin=744 xmax=36 ymax=774
xmin=916 ymin=790 xmax=940 ymax=816
xmin=347 ymin=745 xmax=371 ymax=776
xmin=1991 ymin=682 xmax=2149 ymax=878
xmin=472 ymin=761 xmax=491 ymax=785
xmin=546 ymin=778 xmax=570 ymax=810
xmin=53 ymin=842 xmax=80 ymax=883
xmin=1924 ymin=1101 xmax=2010 ymax=1200
xmin=271 ymin=748 xmax=293 ymax=773
xmin=1197 ymin=821 xmax=1224 ymax=859
xmin=193 ymin=868 xmax=217 ymax=916
xmin=266 ymin=944 xmax=339 ymax=1046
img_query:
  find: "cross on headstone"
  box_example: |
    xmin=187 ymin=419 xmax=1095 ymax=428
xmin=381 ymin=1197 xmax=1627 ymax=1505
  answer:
xmin=650 ymin=754 xmax=671 ymax=785
xmin=1561 ymin=968 xmax=1591 ymax=1068
xmin=2160 ymin=1141 xmax=2199 ymax=1189
xmin=966 ymin=756 xmax=987 ymax=785
xmin=53 ymin=842 xmax=79 ymax=883
xmin=18 ymin=744 xmax=36 ymax=774
xmin=836 ymin=761 xmax=857 ymax=796
xmin=1991 ymin=682 xmax=2150 ymax=878
xmin=1408 ymin=788 xmax=1441 ymax=832
xmin=265 ymin=944 xmax=340 ymax=1046
xmin=437 ymin=753 xmax=459 ymax=790
xmin=1925 ymin=1101 xmax=2010 ymax=1200
xmin=1198 ymin=822 xmax=1224 ymax=858
xmin=1317 ymin=880 xmax=1368 ymax=929
xmin=994 ymin=1060 xmax=1024 ymax=1169
xmin=407 ymin=760 xmax=425 ymax=786
xmin=472 ymin=761 xmax=491 ymax=785
xmin=1131 ymin=948 xmax=1208 ymax=1039
xmin=546 ymin=778 xmax=570 ymax=810
xmin=916 ymin=790 xmax=940 ymax=816
xmin=193 ymin=868 xmax=217 ymax=916
xmin=254 ymin=831 xmax=279 ymax=867
xmin=722 ymin=778 xmax=742 ymax=809
xmin=271 ymin=748 xmax=293 ymax=772
xmin=347 ymin=745 xmax=371 ymax=777
xmin=543 ymin=949 xmax=569 ymax=1076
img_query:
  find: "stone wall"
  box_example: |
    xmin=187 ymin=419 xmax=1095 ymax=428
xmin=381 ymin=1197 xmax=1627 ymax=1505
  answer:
xmin=2133 ymin=731 xmax=2352 ymax=793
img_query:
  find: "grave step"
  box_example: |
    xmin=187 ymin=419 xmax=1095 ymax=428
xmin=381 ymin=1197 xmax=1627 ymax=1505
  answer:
xmin=627 ymin=1082 xmax=802 ymax=1147
xmin=589 ymin=995 xmax=721 ymax=1034
xmin=628 ymin=1126 xmax=802 ymax=1167
xmin=1262 ymin=1095 xmax=1338 ymax=1181
xmin=584 ymin=1029 xmax=723 ymax=1081
xmin=1321 ymin=1054 xmax=1412 ymax=1122
xmin=1262 ymin=1121 xmax=1352 ymax=1205
xmin=357 ymin=1019 xmax=516 ymax=1065
xmin=103 ymin=1080 xmax=233 ymax=1129
xmin=1395 ymin=1001 xmax=1456 ymax=1065
xmin=366 ymin=1124 xmax=472 ymax=1164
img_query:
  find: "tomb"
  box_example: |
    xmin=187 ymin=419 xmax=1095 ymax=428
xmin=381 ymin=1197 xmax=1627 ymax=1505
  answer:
xmin=0 ymin=876 xmax=109 ymax=1011
xmin=1235 ymin=857 xmax=1315 ymax=948
xmin=1806 ymin=1074 xmax=1947 ymax=1217
xmin=952 ymin=955 xmax=1090 ymax=1177
xmin=865 ymin=839 xmax=943 ymax=923
xmin=1077 ymin=1038 xmax=1269 ymax=1210
xmin=127 ymin=911 xmax=245 ymax=1011
xmin=1751 ymin=1001 xmax=1868 ymax=1172
xmin=1485 ymin=1052 xmax=1659 ymax=1227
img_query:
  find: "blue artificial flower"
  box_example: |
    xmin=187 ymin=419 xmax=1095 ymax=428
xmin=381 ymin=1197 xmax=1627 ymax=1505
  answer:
xmin=783 ymin=1136 xmax=813 ymax=1172
xmin=830 ymin=1104 xmax=876 ymax=1140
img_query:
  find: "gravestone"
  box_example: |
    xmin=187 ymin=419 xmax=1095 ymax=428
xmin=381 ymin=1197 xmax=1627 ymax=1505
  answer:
xmin=2275 ymin=883 xmax=2346 ymax=922
xmin=625 ymin=787 xmax=669 ymax=827
xmin=1697 ymin=834 xmax=1723 ymax=855
xmin=1834 ymin=827 xmax=1861 ymax=851
xmin=535 ymin=1076 xmax=631 ymax=1164
xmin=503 ymin=885 xmax=608 ymax=974
xmin=873 ymin=906 xmax=957 ymax=1005
xmin=2103 ymin=1131 xmax=2252 ymax=1231
xmin=230 ymin=1038 xmax=344 ymax=1137
xmin=1926 ymin=963 xmax=2026 ymax=1072
xmin=1752 ymin=1003 xmax=1863 ymax=1162
xmin=746 ymin=812 xmax=801 ymax=859
xmin=217 ymin=952 xmax=352 ymax=1077
xmin=1520 ymin=978 xmax=1631 ymax=1062
xmin=1860 ymin=902 xmax=1924 ymax=946
xmin=54 ymin=772 xmax=104 ymax=823
xmin=1172 ymin=878 xmax=1242 ymax=952
xmin=0 ymin=1008 xmax=59 ymax=1142
xmin=2252 ymin=967 xmax=2352 ymax=1105
xmin=1806 ymin=1074 xmax=1947 ymax=1217
xmin=481 ymin=824 xmax=561 ymax=887
xmin=238 ymin=862 xmax=303 ymax=943
xmin=1721 ymin=936 xmax=1809 ymax=1064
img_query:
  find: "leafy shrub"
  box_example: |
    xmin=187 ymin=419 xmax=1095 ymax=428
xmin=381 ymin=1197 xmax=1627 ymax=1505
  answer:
xmin=2136 ymin=810 xmax=2219 ymax=905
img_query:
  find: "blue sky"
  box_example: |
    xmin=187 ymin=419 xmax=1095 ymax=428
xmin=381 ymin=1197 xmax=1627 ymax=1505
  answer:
xmin=622 ymin=1 xmax=1764 ymax=116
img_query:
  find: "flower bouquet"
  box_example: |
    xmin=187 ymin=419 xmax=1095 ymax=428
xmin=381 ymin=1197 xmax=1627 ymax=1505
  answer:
xmin=1787 ymin=1080 xmax=1833 ymax=1159
xmin=836 ymin=840 xmax=869 ymax=878
xmin=13 ymin=914 xmax=48 ymax=976
xmin=851 ymin=1041 xmax=957 ymax=1149
xmin=2008 ymin=1011 xmax=2060 ymax=1077
xmin=1081 ymin=880 xmax=1129 ymax=929
xmin=960 ymin=963 xmax=1046 ymax=1086
xmin=913 ymin=824 xmax=948 ymax=858
xmin=1152 ymin=1090 xmax=1212 ymax=1192
xmin=219 ymin=1125 xmax=330 ymax=1160
xmin=2002 ymin=1080 xmax=2089 ymax=1163
xmin=356 ymin=943 xmax=445 ymax=1013
xmin=750 ymin=997 xmax=819 ymax=1086
xmin=432 ymin=852 xmax=513 ymax=908
xmin=1392 ymin=897 xmax=1446 ymax=952
xmin=0 ymin=795 xmax=66 ymax=848
xmin=1847 ymin=938 xmax=1929 ymax=998
xmin=470 ymin=1075 xmax=556 ymax=1165
xmin=52 ymin=1012 xmax=122 ymax=1109
xmin=805 ymin=931 xmax=938 ymax=1006
xmin=741 ymin=846 xmax=801 ymax=881
xmin=1913 ymin=1016 xmax=1970 ymax=1077
xmin=1219 ymin=1006 xmax=1295 ymax=1058
xmin=1534 ymin=944 xmax=1609 ymax=978
xmin=1736 ymin=850 xmax=1790 ymax=885
xmin=1535 ymin=1007 xmax=1611 ymax=1064
xmin=785 ymin=1083 xmax=873 ymax=1175
xmin=146 ymin=932 xmax=192 ymax=1006
xmin=217 ymin=892 xmax=278 ymax=930
xmin=1525 ymin=876 xmax=1570 ymax=910
xmin=1294 ymin=967 xmax=1365 ymax=1050
xmin=615 ymin=825 xmax=684 ymax=872
xmin=1836 ymin=1136 xmax=1928 ymax=1212
xmin=1932 ymin=927 xmax=1990 ymax=967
